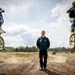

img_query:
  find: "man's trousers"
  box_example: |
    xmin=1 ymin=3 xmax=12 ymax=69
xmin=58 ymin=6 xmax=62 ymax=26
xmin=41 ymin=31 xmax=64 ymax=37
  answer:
xmin=39 ymin=50 xmax=48 ymax=69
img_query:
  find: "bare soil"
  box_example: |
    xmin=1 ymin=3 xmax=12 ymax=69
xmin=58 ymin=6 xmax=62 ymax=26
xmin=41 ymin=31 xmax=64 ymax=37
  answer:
xmin=0 ymin=52 xmax=75 ymax=75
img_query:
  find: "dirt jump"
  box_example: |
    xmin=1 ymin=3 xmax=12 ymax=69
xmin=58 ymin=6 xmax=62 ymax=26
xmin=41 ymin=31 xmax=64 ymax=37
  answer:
xmin=0 ymin=52 xmax=75 ymax=75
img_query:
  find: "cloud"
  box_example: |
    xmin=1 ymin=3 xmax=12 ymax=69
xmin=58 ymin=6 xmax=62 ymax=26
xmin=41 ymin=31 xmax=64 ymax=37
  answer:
xmin=4 ymin=32 xmax=36 ymax=47
xmin=0 ymin=0 xmax=74 ymax=48
xmin=2 ymin=22 xmax=40 ymax=47
xmin=0 ymin=0 xmax=33 ymax=7
xmin=43 ymin=1 xmax=72 ymax=48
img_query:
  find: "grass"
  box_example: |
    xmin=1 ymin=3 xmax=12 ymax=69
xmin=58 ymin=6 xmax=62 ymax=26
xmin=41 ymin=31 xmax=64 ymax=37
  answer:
xmin=0 ymin=52 xmax=75 ymax=64
xmin=0 ymin=52 xmax=39 ymax=64
xmin=66 ymin=53 xmax=75 ymax=63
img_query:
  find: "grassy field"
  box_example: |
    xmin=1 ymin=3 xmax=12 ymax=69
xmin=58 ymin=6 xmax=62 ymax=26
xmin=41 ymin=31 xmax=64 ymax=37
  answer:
xmin=0 ymin=52 xmax=74 ymax=63
xmin=0 ymin=52 xmax=38 ymax=64
xmin=0 ymin=52 xmax=75 ymax=75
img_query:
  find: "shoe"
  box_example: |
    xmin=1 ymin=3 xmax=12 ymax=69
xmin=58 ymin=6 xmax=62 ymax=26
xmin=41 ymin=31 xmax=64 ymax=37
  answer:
xmin=44 ymin=67 xmax=48 ymax=71
xmin=40 ymin=68 xmax=43 ymax=71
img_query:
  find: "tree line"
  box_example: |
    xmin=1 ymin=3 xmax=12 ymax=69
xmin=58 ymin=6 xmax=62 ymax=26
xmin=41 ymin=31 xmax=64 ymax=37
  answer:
xmin=2 ymin=46 xmax=74 ymax=53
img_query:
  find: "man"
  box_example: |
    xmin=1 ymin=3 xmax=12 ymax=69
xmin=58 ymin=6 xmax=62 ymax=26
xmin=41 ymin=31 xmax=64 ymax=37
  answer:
xmin=67 ymin=1 xmax=75 ymax=32
xmin=67 ymin=1 xmax=75 ymax=18
xmin=36 ymin=30 xmax=50 ymax=70
xmin=0 ymin=8 xmax=5 ymax=33
xmin=0 ymin=8 xmax=4 ymax=29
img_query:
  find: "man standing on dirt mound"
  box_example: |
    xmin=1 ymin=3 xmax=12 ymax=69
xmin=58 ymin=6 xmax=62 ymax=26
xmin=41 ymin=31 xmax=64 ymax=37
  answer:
xmin=37 ymin=30 xmax=50 ymax=71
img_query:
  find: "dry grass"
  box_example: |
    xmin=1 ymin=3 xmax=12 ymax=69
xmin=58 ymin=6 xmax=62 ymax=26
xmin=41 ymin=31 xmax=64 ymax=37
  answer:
xmin=0 ymin=52 xmax=75 ymax=75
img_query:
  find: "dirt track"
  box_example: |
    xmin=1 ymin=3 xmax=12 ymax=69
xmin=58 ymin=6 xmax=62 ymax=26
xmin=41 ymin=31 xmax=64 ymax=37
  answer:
xmin=0 ymin=62 xmax=75 ymax=75
xmin=0 ymin=52 xmax=75 ymax=75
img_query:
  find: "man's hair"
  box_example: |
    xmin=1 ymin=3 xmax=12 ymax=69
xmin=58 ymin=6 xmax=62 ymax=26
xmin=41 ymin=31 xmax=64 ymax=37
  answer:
xmin=41 ymin=30 xmax=46 ymax=33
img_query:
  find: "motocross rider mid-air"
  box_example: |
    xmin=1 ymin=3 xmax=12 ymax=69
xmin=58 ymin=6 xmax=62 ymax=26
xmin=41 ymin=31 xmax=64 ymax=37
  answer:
xmin=67 ymin=1 xmax=75 ymax=33
xmin=0 ymin=8 xmax=5 ymax=33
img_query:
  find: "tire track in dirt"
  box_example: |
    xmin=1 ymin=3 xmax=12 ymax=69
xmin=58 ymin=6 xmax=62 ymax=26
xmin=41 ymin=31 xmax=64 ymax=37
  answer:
xmin=22 ymin=63 xmax=35 ymax=75
xmin=0 ymin=63 xmax=35 ymax=75
xmin=0 ymin=62 xmax=75 ymax=75
xmin=48 ymin=63 xmax=75 ymax=75
xmin=0 ymin=53 xmax=75 ymax=75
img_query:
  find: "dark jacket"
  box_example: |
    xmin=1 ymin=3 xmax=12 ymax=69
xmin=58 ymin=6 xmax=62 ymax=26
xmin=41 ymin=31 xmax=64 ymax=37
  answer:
xmin=0 ymin=13 xmax=4 ymax=24
xmin=37 ymin=36 xmax=50 ymax=51
xmin=67 ymin=7 xmax=75 ymax=18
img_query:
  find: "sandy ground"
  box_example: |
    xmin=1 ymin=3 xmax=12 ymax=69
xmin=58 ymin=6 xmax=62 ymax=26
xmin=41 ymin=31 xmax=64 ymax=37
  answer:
xmin=0 ymin=52 xmax=75 ymax=75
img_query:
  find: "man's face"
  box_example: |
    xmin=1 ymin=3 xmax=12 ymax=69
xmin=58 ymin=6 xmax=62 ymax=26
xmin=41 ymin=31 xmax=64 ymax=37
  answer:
xmin=41 ymin=31 xmax=46 ymax=36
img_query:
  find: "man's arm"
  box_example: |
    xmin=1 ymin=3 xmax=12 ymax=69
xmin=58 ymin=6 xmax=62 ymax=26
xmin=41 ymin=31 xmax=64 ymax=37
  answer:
xmin=47 ymin=38 xmax=50 ymax=48
xmin=67 ymin=9 xmax=70 ymax=13
xmin=67 ymin=8 xmax=71 ymax=13
xmin=0 ymin=13 xmax=4 ymax=24
xmin=67 ymin=7 xmax=75 ymax=13
xmin=36 ymin=38 xmax=40 ymax=48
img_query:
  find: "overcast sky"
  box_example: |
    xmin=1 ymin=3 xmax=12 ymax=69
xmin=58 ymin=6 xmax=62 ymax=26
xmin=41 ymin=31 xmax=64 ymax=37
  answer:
xmin=0 ymin=0 xmax=74 ymax=48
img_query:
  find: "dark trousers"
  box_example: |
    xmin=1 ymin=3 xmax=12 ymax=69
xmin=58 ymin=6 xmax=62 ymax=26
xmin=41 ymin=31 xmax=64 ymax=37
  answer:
xmin=0 ymin=22 xmax=2 ymax=27
xmin=39 ymin=50 xmax=48 ymax=69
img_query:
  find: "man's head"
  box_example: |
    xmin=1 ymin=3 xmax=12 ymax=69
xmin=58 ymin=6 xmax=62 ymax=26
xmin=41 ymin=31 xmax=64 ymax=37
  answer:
xmin=41 ymin=30 xmax=46 ymax=37
xmin=72 ymin=1 xmax=75 ymax=7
